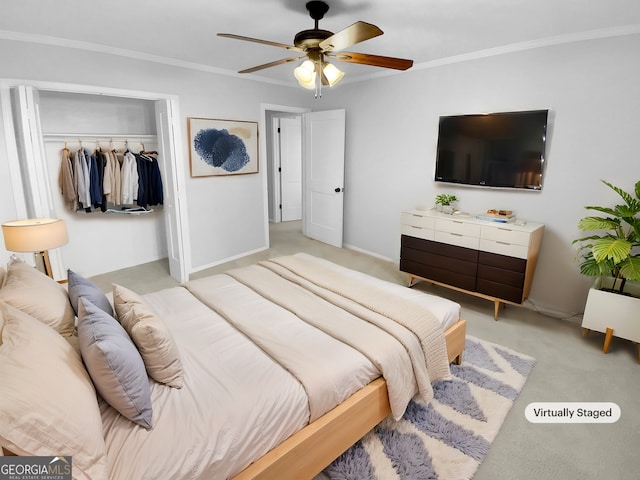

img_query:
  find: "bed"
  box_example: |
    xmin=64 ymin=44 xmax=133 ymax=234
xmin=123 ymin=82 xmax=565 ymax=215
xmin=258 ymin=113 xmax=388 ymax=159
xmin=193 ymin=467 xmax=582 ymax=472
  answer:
xmin=0 ymin=252 xmax=466 ymax=480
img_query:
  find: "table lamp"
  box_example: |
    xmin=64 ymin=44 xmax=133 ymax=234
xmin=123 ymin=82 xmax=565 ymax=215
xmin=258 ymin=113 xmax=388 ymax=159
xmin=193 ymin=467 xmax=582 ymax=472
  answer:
xmin=1 ymin=218 xmax=69 ymax=278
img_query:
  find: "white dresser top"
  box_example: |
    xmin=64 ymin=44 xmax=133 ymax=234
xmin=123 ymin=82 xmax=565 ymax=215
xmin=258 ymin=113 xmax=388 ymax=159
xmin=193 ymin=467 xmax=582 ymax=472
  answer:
xmin=403 ymin=208 xmax=544 ymax=233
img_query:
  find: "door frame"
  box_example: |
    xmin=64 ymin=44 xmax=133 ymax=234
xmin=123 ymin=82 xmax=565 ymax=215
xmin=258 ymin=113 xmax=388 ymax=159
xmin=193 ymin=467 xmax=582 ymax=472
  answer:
xmin=0 ymin=79 xmax=191 ymax=282
xmin=260 ymin=104 xmax=310 ymax=246
xmin=271 ymin=114 xmax=303 ymax=223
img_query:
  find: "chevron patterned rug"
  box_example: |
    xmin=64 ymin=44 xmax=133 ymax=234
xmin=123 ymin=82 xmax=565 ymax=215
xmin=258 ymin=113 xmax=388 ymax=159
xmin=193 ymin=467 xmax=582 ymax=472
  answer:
xmin=323 ymin=336 xmax=535 ymax=480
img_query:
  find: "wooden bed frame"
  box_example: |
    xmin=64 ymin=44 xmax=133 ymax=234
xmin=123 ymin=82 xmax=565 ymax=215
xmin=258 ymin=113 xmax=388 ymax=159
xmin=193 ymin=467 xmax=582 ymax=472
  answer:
xmin=232 ymin=318 xmax=467 ymax=480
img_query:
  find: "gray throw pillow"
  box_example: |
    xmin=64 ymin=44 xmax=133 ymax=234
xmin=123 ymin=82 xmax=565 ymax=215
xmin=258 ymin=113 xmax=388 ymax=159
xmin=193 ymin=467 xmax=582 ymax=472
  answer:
xmin=77 ymin=297 xmax=153 ymax=429
xmin=68 ymin=269 xmax=113 ymax=317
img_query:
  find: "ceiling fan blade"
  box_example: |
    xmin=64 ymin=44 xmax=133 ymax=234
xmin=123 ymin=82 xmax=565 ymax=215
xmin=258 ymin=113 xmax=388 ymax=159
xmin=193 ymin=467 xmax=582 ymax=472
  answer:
xmin=238 ymin=57 xmax=303 ymax=74
xmin=319 ymin=21 xmax=383 ymax=53
xmin=218 ymin=33 xmax=304 ymax=53
xmin=332 ymin=52 xmax=413 ymax=70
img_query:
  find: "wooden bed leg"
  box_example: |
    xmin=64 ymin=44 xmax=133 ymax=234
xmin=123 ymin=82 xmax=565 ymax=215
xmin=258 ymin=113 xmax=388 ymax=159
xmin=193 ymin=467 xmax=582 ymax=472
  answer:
xmin=603 ymin=328 xmax=614 ymax=353
xmin=408 ymin=275 xmax=415 ymax=287
xmin=493 ymin=300 xmax=501 ymax=320
xmin=637 ymin=344 xmax=640 ymax=364
xmin=583 ymin=328 xmax=590 ymax=336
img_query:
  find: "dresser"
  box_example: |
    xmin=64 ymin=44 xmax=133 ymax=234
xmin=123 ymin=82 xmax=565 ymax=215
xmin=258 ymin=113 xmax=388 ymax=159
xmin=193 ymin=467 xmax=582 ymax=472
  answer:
xmin=400 ymin=209 xmax=544 ymax=319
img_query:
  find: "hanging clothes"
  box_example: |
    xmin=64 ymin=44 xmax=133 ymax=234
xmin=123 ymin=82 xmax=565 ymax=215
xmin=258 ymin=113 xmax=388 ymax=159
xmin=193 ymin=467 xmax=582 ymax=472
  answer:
xmin=56 ymin=142 xmax=163 ymax=213
xmin=121 ymin=150 xmax=139 ymax=205
xmin=90 ymin=151 xmax=105 ymax=210
xmin=135 ymin=153 xmax=164 ymax=208
xmin=149 ymin=155 xmax=164 ymax=206
xmin=103 ymin=150 xmax=122 ymax=206
xmin=58 ymin=147 xmax=77 ymax=211
xmin=74 ymin=148 xmax=92 ymax=210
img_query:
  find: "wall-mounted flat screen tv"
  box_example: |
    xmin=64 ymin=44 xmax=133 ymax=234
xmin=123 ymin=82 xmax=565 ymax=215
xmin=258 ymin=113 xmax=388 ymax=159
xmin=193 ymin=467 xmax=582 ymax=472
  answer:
xmin=434 ymin=109 xmax=549 ymax=190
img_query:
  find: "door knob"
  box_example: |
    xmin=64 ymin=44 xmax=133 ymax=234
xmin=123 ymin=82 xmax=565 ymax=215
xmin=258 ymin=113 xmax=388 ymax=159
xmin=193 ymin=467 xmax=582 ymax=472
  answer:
xmin=334 ymin=187 xmax=343 ymax=193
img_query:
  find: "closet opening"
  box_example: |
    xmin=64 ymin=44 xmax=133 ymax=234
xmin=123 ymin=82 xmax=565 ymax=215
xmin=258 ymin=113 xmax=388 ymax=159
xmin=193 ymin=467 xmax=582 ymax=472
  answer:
xmin=3 ymin=82 xmax=189 ymax=282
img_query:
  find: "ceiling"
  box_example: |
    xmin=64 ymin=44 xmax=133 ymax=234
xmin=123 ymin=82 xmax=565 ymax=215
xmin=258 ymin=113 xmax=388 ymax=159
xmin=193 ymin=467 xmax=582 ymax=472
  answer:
xmin=2 ymin=0 xmax=640 ymax=87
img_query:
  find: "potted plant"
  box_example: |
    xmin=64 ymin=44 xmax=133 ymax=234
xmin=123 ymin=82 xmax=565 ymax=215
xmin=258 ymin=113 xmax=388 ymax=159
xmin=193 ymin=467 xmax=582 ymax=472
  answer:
xmin=435 ymin=193 xmax=458 ymax=214
xmin=573 ymin=179 xmax=640 ymax=359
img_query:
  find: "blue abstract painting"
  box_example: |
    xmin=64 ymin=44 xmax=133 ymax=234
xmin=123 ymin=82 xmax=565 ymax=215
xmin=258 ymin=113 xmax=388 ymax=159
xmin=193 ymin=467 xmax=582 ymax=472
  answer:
xmin=189 ymin=118 xmax=258 ymax=176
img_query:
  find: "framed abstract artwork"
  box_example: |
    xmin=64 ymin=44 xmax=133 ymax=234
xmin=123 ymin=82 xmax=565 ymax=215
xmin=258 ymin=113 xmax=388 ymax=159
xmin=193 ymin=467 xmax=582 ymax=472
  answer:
xmin=188 ymin=118 xmax=259 ymax=177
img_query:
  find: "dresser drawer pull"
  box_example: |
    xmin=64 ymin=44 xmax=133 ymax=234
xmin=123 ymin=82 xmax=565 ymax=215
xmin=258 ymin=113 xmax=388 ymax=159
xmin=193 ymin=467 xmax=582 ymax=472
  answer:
xmin=412 ymin=214 xmax=424 ymax=218
xmin=496 ymin=241 xmax=511 ymax=245
xmin=453 ymin=220 xmax=464 ymax=224
xmin=450 ymin=233 xmax=463 ymax=237
xmin=498 ymin=227 xmax=513 ymax=232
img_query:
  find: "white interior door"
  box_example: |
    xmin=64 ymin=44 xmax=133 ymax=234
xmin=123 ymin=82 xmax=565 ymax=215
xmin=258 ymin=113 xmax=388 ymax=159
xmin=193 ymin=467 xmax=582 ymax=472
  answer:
xmin=155 ymin=98 xmax=190 ymax=283
xmin=9 ymin=86 xmax=67 ymax=278
xmin=303 ymin=109 xmax=345 ymax=247
xmin=279 ymin=116 xmax=302 ymax=221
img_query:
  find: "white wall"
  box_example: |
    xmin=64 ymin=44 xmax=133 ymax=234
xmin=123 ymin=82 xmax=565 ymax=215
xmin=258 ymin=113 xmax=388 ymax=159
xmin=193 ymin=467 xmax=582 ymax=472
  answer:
xmin=0 ymin=39 xmax=310 ymax=273
xmin=321 ymin=33 xmax=640 ymax=316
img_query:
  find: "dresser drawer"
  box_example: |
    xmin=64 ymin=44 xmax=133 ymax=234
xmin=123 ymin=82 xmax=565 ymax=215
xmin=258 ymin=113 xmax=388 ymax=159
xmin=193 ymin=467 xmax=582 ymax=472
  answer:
xmin=435 ymin=230 xmax=480 ymax=250
xmin=400 ymin=259 xmax=477 ymax=291
xmin=476 ymin=278 xmax=524 ymax=304
xmin=480 ymin=239 xmax=528 ymax=259
xmin=436 ymin=218 xmax=481 ymax=237
xmin=478 ymin=251 xmax=526 ymax=273
xmin=481 ymin=225 xmax=531 ymax=246
xmin=401 ymin=212 xmax=436 ymax=229
xmin=477 ymin=264 xmax=525 ymax=288
xmin=401 ymin=236 xmax=478 ymax=262
xmin=402 ymin=247 xmax=478 ymax=276
xmin=401 ymin=224 xmax=435 ymax=241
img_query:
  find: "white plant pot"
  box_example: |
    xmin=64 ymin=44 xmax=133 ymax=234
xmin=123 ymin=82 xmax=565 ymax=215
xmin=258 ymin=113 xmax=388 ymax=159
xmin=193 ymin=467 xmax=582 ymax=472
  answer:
xmin=582 ymin=277 xmax=640 ymax=356
xmin=442 ymin=205 xmax=455 ymax=214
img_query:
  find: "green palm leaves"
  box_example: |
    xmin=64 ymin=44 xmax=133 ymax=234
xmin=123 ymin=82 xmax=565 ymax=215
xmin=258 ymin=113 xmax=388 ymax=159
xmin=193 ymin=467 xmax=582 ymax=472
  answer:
xmin=573 ymin=180 xmax=640 ymax=291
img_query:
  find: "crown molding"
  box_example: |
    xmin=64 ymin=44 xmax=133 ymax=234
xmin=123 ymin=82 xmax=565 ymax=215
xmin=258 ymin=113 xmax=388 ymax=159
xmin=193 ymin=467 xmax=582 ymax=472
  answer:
xmin=2 ymin=24 xmax=639 ymax=87
xmin=0 ymin=29 xmax=292 ymax=87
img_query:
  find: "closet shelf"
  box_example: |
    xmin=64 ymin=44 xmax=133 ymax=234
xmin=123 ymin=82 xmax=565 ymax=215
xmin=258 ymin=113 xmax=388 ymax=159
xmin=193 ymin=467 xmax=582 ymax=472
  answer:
xmin=42 ymin=133 xmax=157 ymax=143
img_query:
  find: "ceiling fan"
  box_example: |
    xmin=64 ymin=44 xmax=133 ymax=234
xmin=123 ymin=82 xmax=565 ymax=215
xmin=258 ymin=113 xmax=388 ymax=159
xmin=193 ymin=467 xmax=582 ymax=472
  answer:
xmin=218 ymin=1 xmax=413 ymax=92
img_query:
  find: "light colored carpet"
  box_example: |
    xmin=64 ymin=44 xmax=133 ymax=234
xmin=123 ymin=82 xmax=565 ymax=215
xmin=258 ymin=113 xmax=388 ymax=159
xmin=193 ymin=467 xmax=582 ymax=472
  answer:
xmin=323 ymin=336 xmax=535 ymax=480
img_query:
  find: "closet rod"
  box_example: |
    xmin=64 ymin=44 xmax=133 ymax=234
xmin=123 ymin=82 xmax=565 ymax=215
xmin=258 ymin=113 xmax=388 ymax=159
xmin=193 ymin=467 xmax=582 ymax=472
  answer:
xmin=42 ymin=133 xmax=157 ymax=143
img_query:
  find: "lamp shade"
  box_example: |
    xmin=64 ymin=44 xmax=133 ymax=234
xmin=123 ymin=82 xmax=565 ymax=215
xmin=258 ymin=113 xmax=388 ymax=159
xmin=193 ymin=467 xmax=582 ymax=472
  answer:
xmin=322 ymin=62 xmax=344 ymax=86
xmin=2 ymin=218 xmax=69 ymax=253
xmin=294 ymin=60 xmax=317 ymax=89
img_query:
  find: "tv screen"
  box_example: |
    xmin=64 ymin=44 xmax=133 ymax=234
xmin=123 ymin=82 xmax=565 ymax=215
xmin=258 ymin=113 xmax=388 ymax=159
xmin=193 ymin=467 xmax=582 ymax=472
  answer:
xmin=434 ymin=109 xmax=549 ymax=190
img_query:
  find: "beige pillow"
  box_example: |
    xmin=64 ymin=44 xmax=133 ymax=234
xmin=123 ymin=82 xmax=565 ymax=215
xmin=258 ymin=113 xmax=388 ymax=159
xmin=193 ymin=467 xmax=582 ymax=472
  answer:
xmin=0 ymin=301 xmax=108 ymax=480
xmin=113 ymin=284 xmax=184 ymax=388
xmin=0 ymin=265 xmax=6 ymax=289
xmin=0 ymin=257 xmax=75 ymax=336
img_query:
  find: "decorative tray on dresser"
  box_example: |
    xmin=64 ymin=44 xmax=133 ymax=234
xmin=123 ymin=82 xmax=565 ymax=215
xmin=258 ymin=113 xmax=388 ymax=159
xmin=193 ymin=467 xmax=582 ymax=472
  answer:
xmin=400 ymin=209 xmax=544 ymax=319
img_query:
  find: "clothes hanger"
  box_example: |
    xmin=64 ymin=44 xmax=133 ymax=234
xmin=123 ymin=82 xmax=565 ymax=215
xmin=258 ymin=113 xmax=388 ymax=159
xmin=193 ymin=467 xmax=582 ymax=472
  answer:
xmin=140 ymin=142 xmax=158 ymax=156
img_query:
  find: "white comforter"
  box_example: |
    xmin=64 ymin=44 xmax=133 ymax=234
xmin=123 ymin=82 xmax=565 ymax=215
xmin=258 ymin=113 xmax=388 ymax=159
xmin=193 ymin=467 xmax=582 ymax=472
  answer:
xmin=101 ymin=285 xmax=310 ymax=479
xmin=101 ymin=254 xmax=459 ymax=480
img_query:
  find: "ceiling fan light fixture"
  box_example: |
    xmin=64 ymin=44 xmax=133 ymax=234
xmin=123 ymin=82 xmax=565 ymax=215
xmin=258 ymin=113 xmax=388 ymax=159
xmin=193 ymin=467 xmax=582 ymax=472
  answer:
xmin=322 ymin=62 xmax=344 ymax=86
xmin=294 ymin=59 xmax=317 ymax=88
xmin=219 ymin=0 xmax=414 ymax=93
